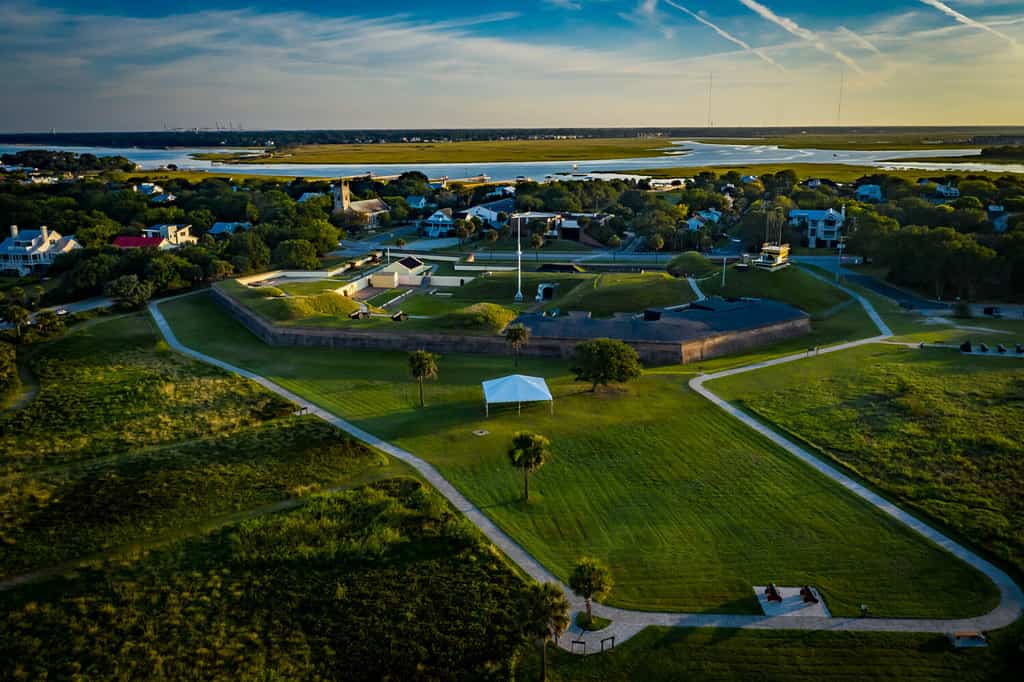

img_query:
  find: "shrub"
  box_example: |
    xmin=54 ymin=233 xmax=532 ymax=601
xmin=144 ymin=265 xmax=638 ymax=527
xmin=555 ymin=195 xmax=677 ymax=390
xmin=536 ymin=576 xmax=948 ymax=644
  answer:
xmin=437 ymin=303 xmax=517 ymax=332
xmin=952 ymin=301 xmax=972 ymax=319
xmin=667 ymin=251 xmax=716 ymax=278
xmin=0 ymin=341 xmax=16 ymax=399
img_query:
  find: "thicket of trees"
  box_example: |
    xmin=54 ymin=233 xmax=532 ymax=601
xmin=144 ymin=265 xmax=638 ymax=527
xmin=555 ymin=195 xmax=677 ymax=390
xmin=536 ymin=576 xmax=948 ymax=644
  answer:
xmin=1 ymin=150 xmax=137 ymax=173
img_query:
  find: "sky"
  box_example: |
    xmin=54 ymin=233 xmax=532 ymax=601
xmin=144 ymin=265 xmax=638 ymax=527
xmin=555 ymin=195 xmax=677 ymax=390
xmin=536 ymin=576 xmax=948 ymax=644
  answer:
xmin=2 ymin=0 xmax=1023 ymax=131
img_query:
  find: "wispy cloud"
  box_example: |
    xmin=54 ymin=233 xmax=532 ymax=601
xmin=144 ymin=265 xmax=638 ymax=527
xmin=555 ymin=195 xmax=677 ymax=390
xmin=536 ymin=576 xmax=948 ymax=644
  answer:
xmin=664 ymin=0 xmax=784 ymax=69
xmin=916 ymin=0 xmax=1019 ymax=48
xmin=543 ymin=0 xmax=582 ymax=10
xmin=838 ymin=26 xmax=883 ymax=56
xmin=738 ymin=0 xmax=866 ymax=74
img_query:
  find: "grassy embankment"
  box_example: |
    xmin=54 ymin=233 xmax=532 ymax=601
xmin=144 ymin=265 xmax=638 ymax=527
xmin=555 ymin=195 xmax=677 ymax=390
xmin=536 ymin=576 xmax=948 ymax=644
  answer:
xmin=193 ymin=137 xmax=684 ymax=165
xmin=710 ymin=343 xmax=1024 ymax=580
xmin=0 ymin=479 xmax=530 ymax=680
xmin=0 ymin=315 xmax=415 ymax=577
xmin=159 ymin=293 xmax=1000 ymax=617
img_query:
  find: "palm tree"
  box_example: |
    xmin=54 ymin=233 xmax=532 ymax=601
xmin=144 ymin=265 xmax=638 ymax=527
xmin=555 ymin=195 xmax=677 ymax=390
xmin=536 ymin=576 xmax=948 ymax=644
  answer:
xmin=520 ymin=583 xmax=570 ymax=682
xmin=408 ymin=350 xmax=438 ymax=408
xmin=508 ymin=431 xmax=549 ymax=502
xmin=649 ymin=233 xmax=665 ymax=263
xmin=568 ymin=557 xmax=614 ymax=627
xmin=504 ymin=324 xmax=530 ymax=368
xmin=530 ymin=233 xmax=545 ymax=262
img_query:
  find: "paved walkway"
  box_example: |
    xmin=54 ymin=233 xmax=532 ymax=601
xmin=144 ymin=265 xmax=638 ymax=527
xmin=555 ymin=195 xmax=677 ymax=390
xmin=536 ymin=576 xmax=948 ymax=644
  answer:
xmin=147 ymin=277 xmax=1023 ymax=653
xmin=686 ymin=277 xmax=705 ymax=301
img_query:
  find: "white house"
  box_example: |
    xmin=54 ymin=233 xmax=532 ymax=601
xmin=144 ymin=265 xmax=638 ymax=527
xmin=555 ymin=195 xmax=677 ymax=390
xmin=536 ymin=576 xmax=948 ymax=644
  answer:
xmin=0 ymin=225 xmax=81 ymax=276
xmin=686 ymin=216 xmax=708 ymax=232
xmin=423 ymin=209 xmax=456 ymax=237
xmin=406 ymin=195 xmax=428 ymax=210
xmin=143 ymin=224 xmax=197 ymax=246
xmin=789 ymin=207 xmax=846 ymax=248
xmin=856 ymin=184 xmax=884 ymax=202
xmin=208 ymin=222 xmax=252 ymax=236
xmin=150 ymin=192 xmax=176 ymax=204
xmin=935 ymin=184 xmax=960 ymax=199
xmin=464 ymin=198 xmax=515 ymax=228
xmin=741 ymin=175 xmax=759 ymax=184
xmin=805 ymin=179 xmax=823 ymax=189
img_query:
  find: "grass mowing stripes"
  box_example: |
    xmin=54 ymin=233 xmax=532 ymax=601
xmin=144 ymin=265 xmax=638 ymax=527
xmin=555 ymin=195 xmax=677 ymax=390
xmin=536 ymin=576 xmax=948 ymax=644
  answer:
xmin=160 ymin=293 xmax=1000 ymax=617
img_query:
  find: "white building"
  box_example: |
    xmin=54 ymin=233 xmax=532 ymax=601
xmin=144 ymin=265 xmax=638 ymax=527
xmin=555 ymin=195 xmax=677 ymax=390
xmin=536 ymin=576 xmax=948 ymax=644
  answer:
xmin=935 ymin=184 xmax=960 ymax=199
xmin=135 ymin=182 xmax=164 ymax=196
xmin=464 ymin=198 xmax=515 ymax=228
xmin=698 ymin=208 xmax=723 ymax=224
xmin=330 ymin=183 xmax=390 ymax=227
xmin=0 ymin=225 xmax=81 ymax=276
xmin=423 ymin=209 xmax=456 ymax=237
xmin=143 ymin=224 xmax=197 ymax=246
xmin=405 ymin=195 xmax=428 ymax=210
xmin=297 ymin=192 xmax=326 ymax=204
xmin=789 ymin=207 xmax=846 ymax=249
xmin=856 ymin=184 xmax=884 ymax=202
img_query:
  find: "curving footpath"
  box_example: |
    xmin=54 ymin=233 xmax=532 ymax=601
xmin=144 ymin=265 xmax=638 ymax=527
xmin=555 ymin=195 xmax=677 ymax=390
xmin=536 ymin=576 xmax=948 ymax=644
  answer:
xmin=147 ymin=277 xmax=1022 ymax=654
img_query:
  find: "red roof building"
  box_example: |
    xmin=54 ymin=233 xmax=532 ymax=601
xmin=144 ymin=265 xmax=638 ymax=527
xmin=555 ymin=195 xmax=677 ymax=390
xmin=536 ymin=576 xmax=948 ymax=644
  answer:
xmin=112 ymin=236 xmax=170 ymax=249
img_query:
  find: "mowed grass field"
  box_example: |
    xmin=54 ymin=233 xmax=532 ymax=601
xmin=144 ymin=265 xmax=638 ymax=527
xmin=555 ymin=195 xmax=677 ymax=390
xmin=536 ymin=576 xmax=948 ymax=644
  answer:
xmin=528 ymin=625 xmax=1024 ymax=681
xmin=555 ymin=272 xmax=696 ymax=316
xmin=195 ymin=137 xmax=684 ymax=164
xmin=710 ymin=343 xmax=1024 ymax=580
xmin=159 ymin=294 xmax=999 ymax=617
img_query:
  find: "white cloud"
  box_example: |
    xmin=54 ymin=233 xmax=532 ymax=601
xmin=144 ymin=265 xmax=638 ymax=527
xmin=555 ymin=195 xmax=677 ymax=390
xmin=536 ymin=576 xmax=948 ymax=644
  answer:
xmin=737 ymin=0 xmax=866 ymax=74
xmin=664 ymin=0 xmax=785 ymax=69
xmin=916 ymin=0 xmax=1019 ymax=49
xmin=837 ymin=26 xmax=883 ymax=56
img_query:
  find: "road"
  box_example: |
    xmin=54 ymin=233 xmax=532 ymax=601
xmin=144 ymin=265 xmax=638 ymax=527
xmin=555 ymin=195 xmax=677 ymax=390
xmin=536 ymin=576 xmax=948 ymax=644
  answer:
xmin=0 ymin=295 xmax=113 ymax=330
xmin=792 ymin=256 xmax=951 ymax=311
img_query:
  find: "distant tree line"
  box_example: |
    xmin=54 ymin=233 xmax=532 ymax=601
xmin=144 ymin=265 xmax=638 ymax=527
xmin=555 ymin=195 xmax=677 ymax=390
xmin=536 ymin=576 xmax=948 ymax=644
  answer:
xmin=2 ymin=150 xmax=136 ymax=173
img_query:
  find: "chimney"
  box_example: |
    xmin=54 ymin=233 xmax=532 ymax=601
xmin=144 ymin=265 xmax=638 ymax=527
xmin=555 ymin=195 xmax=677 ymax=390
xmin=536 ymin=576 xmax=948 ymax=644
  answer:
xmin=342 ymin=181 xmax=351 ymax=211
xmin=10 ymin=225 xmax=17 ymax=238
xmin=41 ymin=225 xmax=49 ymax=241
xmin=841 ymin=205 xmax=846 ymax=218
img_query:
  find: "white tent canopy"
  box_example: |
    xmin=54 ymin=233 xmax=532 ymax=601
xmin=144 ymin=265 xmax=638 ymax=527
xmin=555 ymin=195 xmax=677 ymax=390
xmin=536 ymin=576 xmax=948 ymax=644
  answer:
xmin=481 ymin=374 xmax=553 ymax=416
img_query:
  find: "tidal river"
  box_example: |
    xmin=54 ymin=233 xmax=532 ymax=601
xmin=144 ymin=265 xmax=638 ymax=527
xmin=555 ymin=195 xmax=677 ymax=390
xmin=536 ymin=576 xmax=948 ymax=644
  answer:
xmin=2 ymin=141 xmax=1020 ymax=180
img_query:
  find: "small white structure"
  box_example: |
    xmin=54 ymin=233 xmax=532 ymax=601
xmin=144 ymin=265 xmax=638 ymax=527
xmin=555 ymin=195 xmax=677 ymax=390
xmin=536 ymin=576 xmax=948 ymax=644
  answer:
xmin=935 ymin=183 xmax=960 ymax=199
xmin=0 ymin=225 xmax=81 ymax=276
xmin=856 ymin=184 xmax=884 ymax=202
xmin=297 ymin=192 xmax=326 ymax=204
xmin=698 ymin=208 xmax=723 ymax=224
xmin=406 ymin=195 xmax=428 ymax=210
xmin=482 ymin=374 xmax=553 ymax=416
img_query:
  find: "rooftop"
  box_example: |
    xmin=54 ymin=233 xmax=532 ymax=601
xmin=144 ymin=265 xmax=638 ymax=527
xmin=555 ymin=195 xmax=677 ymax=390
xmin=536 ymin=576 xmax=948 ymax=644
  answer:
xmin=514 ymin=297 xmax=807 ymax=345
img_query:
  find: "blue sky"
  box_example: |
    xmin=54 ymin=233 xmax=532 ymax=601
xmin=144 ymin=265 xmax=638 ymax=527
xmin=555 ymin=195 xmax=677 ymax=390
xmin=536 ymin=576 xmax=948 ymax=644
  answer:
xmin=2 ymin=0 xmax=1022 ymax=131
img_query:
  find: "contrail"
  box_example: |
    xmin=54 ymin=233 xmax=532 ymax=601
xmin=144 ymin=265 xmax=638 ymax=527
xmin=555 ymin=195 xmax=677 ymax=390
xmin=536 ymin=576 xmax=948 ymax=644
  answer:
xmin=738 ymin=0 xmax=865 ymax=74
xmin=838 ymin=26 xmax=882 ymax=56
xmin=917 ymin=0 xmax=1018 ymax=46
xmin=664 ymin=0 xmax=784 ymax=69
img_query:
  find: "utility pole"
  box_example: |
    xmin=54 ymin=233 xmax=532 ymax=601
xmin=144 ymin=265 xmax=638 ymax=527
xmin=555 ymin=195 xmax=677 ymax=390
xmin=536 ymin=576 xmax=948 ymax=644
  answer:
xmin=514 ymin=217 xmax=524 ymax=303
xmin=721 ymin=256 xmax=727 ymax=288
xmin=836 ymin=236 xmax=847 ymax=283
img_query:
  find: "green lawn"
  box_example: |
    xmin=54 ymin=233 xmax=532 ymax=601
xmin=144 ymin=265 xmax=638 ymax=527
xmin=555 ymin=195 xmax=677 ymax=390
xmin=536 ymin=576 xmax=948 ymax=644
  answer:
xmin=273 ymin=278 xmax=346 ymax=296
xmin=195 ymin=137 xmax=684 ymax=164
xmin=528 ymin=623 xmax=1024 ymax=681
xmin=710 ymin=343 xmax=1024 ymax=581
xmin=158 ymin=294 xmax=1000 ymax=617
xmin=0 ymin=479 xmax=530 ymax=680
xmin=700 ymin=266 xmax=850 ymax=318
xmin=555 ymin=272 xmax=696 ymax=316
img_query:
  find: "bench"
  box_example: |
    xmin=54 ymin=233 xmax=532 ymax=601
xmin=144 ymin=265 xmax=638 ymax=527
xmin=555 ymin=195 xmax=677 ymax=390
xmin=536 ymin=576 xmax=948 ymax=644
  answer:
xmin=764 ymin=584 xmax=782 ymax=603
xmin=800 ymin=586 xmax=819 ymax=604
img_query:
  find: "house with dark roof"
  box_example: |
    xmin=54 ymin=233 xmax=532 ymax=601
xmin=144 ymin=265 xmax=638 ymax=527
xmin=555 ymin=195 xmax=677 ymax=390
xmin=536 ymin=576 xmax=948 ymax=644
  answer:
xmin=465 ymin=198 xmax=515 ymax=227
xmin=330 ymin=182 xmax=390 ymax=227
xmin=209 ymin=222 xmax=253 ymax=236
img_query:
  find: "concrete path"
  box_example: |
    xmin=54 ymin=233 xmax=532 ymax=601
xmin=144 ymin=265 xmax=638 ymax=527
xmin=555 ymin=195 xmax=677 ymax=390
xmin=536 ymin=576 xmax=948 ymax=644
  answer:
xmin=686 ymin=277 xmax=705 ymax=301
xmin=146 ymin=281 xmax=1023 ymax=653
